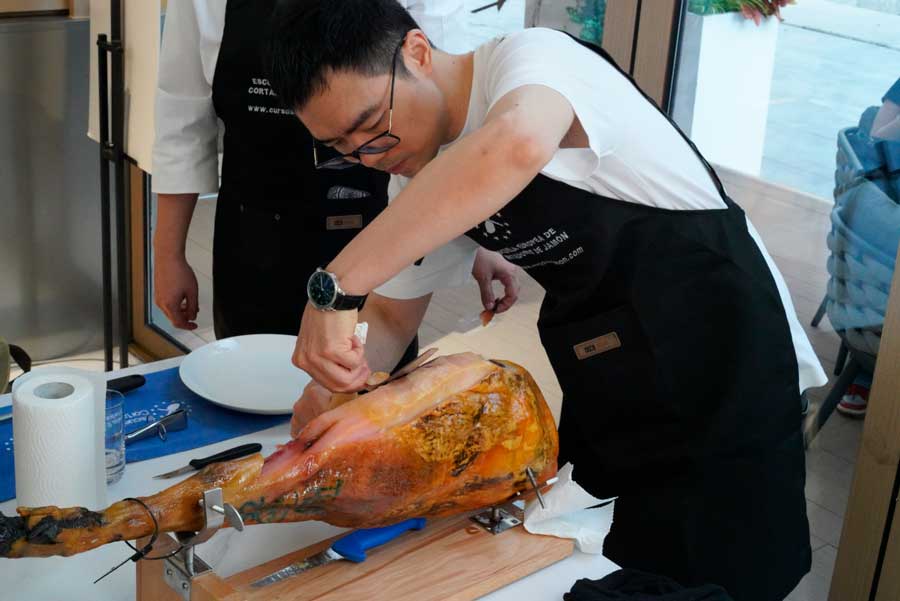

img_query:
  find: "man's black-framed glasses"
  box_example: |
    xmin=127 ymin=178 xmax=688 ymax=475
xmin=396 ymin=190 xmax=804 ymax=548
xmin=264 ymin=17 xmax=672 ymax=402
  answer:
xmin=312 ymin=40 xmax=404 ymax=170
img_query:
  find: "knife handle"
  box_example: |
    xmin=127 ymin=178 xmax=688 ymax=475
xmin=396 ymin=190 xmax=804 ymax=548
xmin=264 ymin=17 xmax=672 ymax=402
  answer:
xmin=331 ymin=518 xmax=426 ymax=563
xmin=107 ymin=374 xmax=146 ymax=395
xmin=188 ymin=443 xmax=262 ymax=470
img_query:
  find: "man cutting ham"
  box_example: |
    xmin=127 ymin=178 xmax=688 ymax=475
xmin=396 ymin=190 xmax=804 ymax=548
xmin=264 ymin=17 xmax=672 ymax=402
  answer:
xmin=265 ymin=1 xmax=827 ymax=598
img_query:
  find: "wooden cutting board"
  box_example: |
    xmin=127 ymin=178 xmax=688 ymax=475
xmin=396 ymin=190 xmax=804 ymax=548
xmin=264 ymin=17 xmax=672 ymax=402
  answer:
xmin=202 ymin=511 xmax=573 ymax=601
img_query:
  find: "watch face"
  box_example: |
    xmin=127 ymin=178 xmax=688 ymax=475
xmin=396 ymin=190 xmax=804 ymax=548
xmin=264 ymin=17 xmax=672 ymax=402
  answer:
xmin=308 ymin=271 xmax=337 ymax=309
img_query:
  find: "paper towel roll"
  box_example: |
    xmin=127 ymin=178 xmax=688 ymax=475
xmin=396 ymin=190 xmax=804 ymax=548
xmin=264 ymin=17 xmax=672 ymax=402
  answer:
xmin=12 ymin=367 xmax=107 ymax=508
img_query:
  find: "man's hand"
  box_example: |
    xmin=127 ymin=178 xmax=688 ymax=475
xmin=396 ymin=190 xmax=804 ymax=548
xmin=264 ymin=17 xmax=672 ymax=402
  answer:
xmin=295 ymin=394 xmax=380 ymax=455
xmin=153 ymin=254 xmax=199 ymax=330
xmin=291 ymin=380 xmax=339 ymax=438
xmin=153 ymin=193 xmax=199 ymax=330
xmin=292 ymin=304 xmax=370 ymax=392
xmin=873 ymin=98 xmax=900 ymax=140
xmin=471 ymin=247 xmax=521 ymax=315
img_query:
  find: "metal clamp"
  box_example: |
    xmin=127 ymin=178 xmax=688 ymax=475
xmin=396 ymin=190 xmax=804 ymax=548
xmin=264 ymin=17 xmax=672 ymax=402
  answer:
xmin=162 ymin=488 xmax=244 ymax=600
xmin=181 ymin=488 xmax=243 ymax=546
xmin=162 ymin=547 xmax=212 ymax=601
xmin=470 ymin=467 xmax=554 ymax=535
xmin=470 ymin=502 xmax=523 ymax=535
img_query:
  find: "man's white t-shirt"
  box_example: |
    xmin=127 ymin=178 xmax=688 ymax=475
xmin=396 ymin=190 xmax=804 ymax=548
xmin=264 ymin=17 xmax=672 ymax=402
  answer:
xmin=376 ymin=28 xmax=827 ymax=393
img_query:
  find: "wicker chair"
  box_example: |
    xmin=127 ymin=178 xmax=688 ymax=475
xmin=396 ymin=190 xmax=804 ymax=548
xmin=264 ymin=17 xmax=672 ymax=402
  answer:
xmin=811 ymin=107 xmax=900 ymax=429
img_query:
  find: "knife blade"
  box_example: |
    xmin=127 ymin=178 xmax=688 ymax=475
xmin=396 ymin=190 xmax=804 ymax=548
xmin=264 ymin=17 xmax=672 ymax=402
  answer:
xmin=362 ymin=348 xmax=438 ymax=392
xmin=152 ymin=443 xmax=262 ymax=479
xmin=250 ymin=517 xmax=426 ymax=588
xmin=471 ymin=0 xmax=507 ymax=13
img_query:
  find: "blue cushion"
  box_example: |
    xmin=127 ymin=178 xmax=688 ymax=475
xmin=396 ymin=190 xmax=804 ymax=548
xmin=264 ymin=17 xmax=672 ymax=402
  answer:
xmin=825 ymin=109 xmax=900 ymax=355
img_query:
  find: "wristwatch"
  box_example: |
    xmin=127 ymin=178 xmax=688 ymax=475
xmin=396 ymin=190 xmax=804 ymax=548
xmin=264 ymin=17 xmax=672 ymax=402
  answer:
xmin=307 ymin=268 xmax=368 ymax=311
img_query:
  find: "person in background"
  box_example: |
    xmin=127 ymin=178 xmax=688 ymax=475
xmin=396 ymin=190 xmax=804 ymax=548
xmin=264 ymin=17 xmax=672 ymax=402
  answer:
xmin=151 ymin=0 xmax=519 ymax=365
xmin=872 ymin=77 xmax=900 ymax=141
xmin=837 ymin=75 xmax=900 ymax=418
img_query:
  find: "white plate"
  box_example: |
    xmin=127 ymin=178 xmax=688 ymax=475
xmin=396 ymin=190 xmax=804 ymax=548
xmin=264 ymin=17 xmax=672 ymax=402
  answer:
xmin=179 ymin=334 xmax=310 ymax=414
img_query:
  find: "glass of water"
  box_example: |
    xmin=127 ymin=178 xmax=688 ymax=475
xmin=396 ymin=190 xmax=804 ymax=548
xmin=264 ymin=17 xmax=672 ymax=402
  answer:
xmin=105 ymin=389 xmax=126 ymax=485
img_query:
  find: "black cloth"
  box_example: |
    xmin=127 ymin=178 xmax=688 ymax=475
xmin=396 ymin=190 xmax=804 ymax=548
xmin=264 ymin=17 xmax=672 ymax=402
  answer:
xmin=564 ymin=569 xmax=733 ymax=601
xmin=462 ymin=37 xmax=810 ymax=601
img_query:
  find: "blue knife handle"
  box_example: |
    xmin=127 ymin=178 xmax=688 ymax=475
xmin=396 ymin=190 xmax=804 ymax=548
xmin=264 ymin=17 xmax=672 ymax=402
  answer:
xmin=331 ymin=518 xmax=426 ymax=563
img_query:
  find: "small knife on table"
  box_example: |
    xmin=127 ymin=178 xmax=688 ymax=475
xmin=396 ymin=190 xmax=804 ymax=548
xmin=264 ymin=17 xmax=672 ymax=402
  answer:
xmin=251 ymin=517 xmax=426 ymax=588
xmin=152 ymin=443 xmax=262 ymax=479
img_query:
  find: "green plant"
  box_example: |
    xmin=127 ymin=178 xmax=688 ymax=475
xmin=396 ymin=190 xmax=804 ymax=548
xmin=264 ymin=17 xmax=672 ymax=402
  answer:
xmin=566 ymin=0 xmax=606 ymax=44
xmin=688 ymin=0 xmax=795 ymax=24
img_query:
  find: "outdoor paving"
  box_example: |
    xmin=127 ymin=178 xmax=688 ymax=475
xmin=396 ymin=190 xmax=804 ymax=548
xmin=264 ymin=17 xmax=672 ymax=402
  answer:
xmin=765 ymin=0 xmax=900 ymax=199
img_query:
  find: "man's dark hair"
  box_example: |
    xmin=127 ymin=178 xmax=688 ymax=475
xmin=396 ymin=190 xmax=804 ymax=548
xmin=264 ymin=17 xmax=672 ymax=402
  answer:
xmin=266 ymin=0 xmax=420 ymax=110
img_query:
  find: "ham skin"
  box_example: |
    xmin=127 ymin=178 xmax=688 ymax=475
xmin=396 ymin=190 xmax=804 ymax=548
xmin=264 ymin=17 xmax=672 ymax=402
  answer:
xmin=0 ymin=353 xmax=558 ymax=559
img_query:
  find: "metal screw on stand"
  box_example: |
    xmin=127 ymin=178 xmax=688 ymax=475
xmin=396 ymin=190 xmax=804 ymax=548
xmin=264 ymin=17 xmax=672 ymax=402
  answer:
xmin=204 ymin=501 xmax=245 ymax=531
xmin=525 ymin=467 xmax=546 ymax=509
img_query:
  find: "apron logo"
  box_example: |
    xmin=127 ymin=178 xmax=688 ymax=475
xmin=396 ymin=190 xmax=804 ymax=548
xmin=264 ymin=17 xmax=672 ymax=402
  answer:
xmin=327 ymin=186 xmax=371 ymax=200
xmin=326 ymin=215 xmax=364 ymax=230
xmin=573 ymin=333 xmax=621 ymax=360
xmin=477 ymin=212 xmax=513 ymax=242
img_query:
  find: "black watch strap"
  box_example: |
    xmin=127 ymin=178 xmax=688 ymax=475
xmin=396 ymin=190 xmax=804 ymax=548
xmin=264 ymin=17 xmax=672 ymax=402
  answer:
xmin=332 ymin=293 xmax=368 ymax=311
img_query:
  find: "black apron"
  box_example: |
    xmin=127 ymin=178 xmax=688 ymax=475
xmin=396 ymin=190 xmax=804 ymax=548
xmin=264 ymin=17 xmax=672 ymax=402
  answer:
xmin=209 ymin=0 xmax=417 ymax=364
xmin=464 ymin=40 xmax=810 ymax=601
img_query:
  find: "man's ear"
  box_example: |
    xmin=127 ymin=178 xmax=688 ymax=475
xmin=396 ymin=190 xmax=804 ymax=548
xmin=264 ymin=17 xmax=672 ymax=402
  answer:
xmin=403 ymin=29 xmax=434 ymax=76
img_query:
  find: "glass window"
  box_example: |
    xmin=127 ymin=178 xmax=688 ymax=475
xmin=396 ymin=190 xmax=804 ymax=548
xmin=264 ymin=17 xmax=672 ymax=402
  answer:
xmin=450 ymin=0 xmax=608 ymax=52
xmin=450 ymin=0 xmax=526 ymax=51
xmin=671 ymin=1 xmax=900 ymax=199
xmin=526 ymin=0 xmax=607 ymax=45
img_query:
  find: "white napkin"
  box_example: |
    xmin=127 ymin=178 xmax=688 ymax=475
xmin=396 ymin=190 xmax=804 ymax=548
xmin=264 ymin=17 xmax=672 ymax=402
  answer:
xmin=354 ymin=322 xmax=369 ymax=344
xmin=523 ymin=463 xmax=616 ymax=554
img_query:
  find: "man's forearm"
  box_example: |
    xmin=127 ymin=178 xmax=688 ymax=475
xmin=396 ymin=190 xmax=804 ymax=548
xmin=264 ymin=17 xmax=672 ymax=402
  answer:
xmin=153 ymin=193 xmax=199 ymax=258
xmin=359 ymin=293 xmax=432 ymax=373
